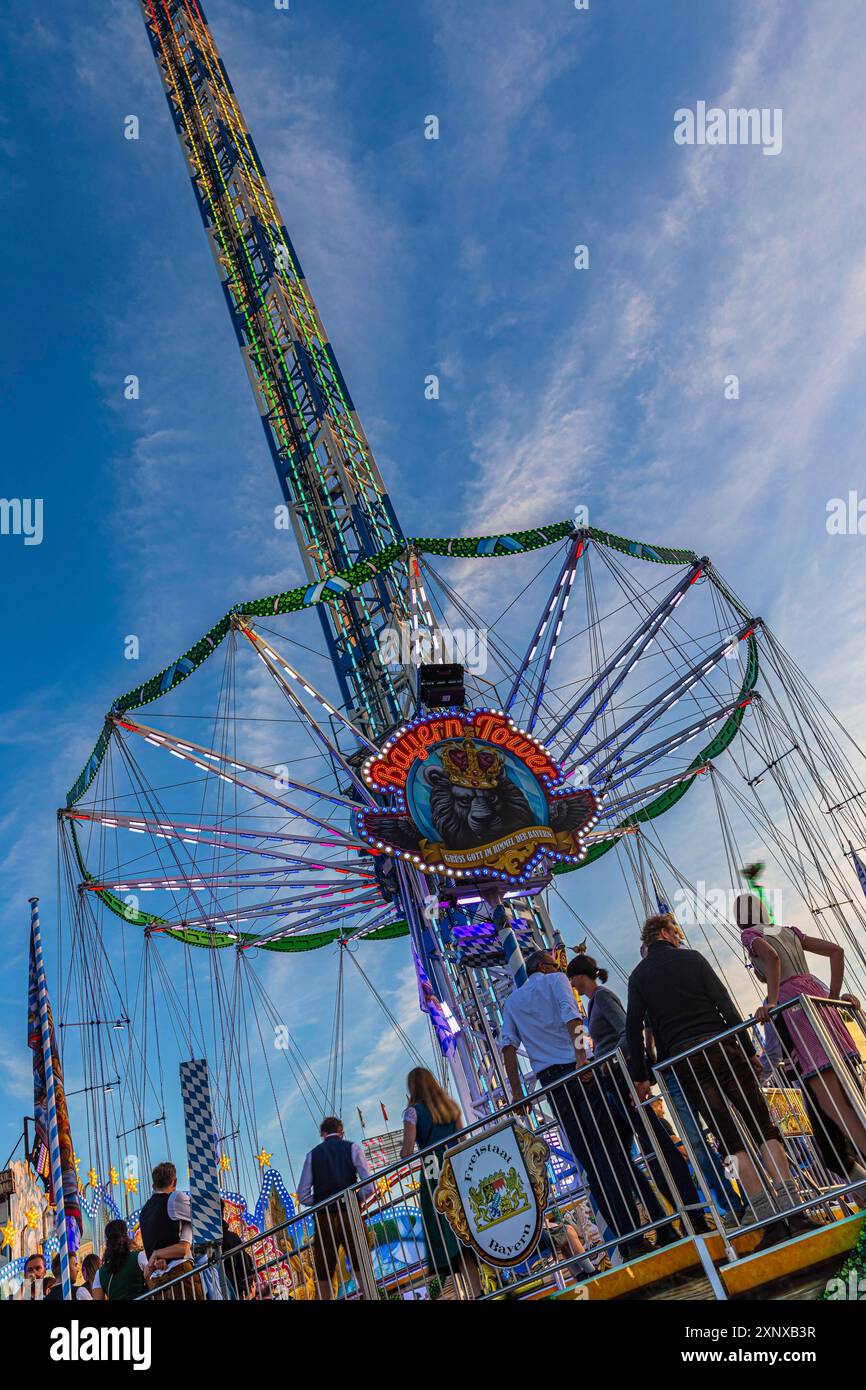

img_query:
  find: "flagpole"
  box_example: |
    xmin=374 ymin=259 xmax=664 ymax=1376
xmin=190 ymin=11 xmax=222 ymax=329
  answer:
xmin=29 ymin=897 xmax=72 ymax=1301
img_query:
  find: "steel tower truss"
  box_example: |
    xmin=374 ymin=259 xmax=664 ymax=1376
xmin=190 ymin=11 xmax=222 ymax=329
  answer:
xmin=140 ymin=0 xmax=408 ymax=736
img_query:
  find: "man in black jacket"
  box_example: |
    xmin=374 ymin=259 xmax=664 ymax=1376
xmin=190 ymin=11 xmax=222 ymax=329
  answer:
xmin=626 ymin=914 xmax=812 ymax=1245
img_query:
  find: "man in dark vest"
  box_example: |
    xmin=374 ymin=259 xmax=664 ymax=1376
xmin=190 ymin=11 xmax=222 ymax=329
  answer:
xmin=140 ymin=1161 xmax=203 ymax=1300
xmin=297 ymin=1117 xmax=373 ymax=1299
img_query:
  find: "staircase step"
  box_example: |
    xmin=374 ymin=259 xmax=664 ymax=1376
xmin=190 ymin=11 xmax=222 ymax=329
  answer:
xmin=720 ymin=1210 xmax=863 ymax=1298
xmin=550 ymin=1210 xmax=863 ymax=1301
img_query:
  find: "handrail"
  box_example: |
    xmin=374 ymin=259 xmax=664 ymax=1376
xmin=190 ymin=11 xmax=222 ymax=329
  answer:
xmin=651 ymin=994 xmax=857 ymax=1072
xmin=136 ymin=995 xmax=866 ymax=1299
xmin=134 ymin=1050 xmax=622 ymax=1298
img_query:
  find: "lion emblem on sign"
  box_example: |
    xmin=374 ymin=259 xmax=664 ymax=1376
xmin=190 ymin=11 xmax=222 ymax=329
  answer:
xmin=424 ymin=738 xmax=535 ymax=849
xmin=468 ymin=1166 xmax=531 ymax=1231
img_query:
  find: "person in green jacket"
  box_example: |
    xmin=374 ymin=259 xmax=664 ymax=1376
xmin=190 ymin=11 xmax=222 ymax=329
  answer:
xmin=91 ymin=1220 xmax=149 ymax=1301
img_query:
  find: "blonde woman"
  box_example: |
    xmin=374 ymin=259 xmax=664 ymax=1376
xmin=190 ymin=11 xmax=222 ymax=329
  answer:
xmin=400 ymin=1068 xmax=481 ymax=1298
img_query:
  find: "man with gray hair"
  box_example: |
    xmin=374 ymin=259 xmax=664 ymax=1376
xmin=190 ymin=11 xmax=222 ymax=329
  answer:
xmin=500 ymin=950 xmax=660 ymax=1261
xmin=627 ymin=913 xmax=814 ymax=1247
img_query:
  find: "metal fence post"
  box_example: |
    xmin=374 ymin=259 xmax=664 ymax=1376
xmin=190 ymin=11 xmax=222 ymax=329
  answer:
xmin=651 ymin=1063 xmax=738 ymax=1265
xmin=612 ymin=1049 xmax=702 ymax=1242
xmin=343 ymin=1189 xmax=381 ymax=1301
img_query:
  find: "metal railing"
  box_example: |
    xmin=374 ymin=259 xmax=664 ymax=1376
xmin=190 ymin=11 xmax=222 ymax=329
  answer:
xmin=134 ymin=1049 xmax=708 ymax=1301
xmin=652 ymin=995 xmax=866 ymax=1267
xmin=133 ymin=995 xmax=866 ymax=1300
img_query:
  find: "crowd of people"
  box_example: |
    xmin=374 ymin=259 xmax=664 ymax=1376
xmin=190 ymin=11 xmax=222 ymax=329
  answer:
xmin=295 ymin=901 xmax=866 ymax=1297
xmin=17 ymin=1161 xmax=254 ymax=1302
xmin=498 ymin=902 xmax=866 ymax=1264
xmin=14 ymin=897 xmax=866 ymax=1300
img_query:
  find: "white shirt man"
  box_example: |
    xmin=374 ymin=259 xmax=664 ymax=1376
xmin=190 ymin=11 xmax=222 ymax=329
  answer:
xmin=499 ymin=951 xmax=652 ymax=1262
xmin=500 ymin=952 xmax=584 ymax=1090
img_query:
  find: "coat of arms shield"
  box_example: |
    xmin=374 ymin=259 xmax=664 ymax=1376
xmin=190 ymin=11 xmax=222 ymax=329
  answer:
xmin=434 ymin=1120 xmax=549 ymax=1268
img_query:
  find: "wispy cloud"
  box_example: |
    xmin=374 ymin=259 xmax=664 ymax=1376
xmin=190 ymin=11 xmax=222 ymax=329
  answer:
xmin=452 ymin=2 xmax=866 ymax=699
xmin=432 ymin=0 xmax=584 ymax=178
xmin=0 ymin=1033 xmax=33 ymax=1104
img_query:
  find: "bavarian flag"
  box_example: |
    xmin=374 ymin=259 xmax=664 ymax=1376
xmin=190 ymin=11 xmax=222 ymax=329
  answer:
xmin=27 ymin=920 xmax=82 ymax=1251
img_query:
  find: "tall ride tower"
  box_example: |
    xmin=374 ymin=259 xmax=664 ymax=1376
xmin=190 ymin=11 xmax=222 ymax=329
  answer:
xmin=140 ymin=0 xmax=408 ymax=738
xmin=138 ymin=0 xmax=551 ymax=1118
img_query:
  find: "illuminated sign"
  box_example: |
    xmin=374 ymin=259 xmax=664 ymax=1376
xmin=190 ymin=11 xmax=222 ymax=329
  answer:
xmin=358 ymin=709 xmax=600 ymax=884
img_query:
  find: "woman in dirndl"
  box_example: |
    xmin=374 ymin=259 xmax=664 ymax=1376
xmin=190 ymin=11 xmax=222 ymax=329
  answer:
xmin=736 ymin=892 xmax=866 ymax=1171
xmin=400 ymin=1067 xmax=482 ymax=1299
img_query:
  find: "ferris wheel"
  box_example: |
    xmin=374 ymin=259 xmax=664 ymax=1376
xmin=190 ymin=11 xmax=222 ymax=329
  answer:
xmin=59 ymin=512 xmax=866 ymax=1165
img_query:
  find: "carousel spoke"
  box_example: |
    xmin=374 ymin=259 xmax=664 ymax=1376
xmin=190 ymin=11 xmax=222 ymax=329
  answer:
xmin=548 ymin=559 xmax=704 ymax=755
xmin=578 ymin=622 xmax=756 ymax=776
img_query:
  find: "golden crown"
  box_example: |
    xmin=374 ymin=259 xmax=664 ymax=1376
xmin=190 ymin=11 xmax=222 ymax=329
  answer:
xmin=438 ymin=738 xmax=504 ymax=789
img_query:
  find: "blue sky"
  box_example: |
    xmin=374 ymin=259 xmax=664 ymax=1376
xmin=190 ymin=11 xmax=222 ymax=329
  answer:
xmin=2 ymin=0 xmax=866 ymax=1204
